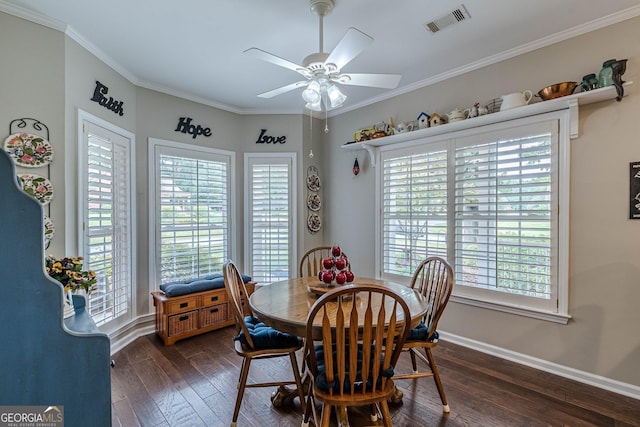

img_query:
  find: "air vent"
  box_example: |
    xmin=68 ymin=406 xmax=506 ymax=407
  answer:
xmin=424 ymin=4 xmax=471 ymax=33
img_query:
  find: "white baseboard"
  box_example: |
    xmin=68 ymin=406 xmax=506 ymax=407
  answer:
xmin=104 ymin=319 xmax=640 ymax=401
xmin=440 ymin=331 xmax=640 ymax=401
xmin=108 ymin=314 xmax=155 ymax=355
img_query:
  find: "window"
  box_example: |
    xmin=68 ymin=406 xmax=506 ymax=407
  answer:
xmin=380 ymin=114 xmax=568 ymax=322
xmin=149 ymin=139 xmax=234 ymax=287
xmin=382 ymin=145 xmax=449 ymax=276
xmin=245 ymin=153 xmax=296 ymax=284
xmin=79 ymin=111 xmax=135 ymax=329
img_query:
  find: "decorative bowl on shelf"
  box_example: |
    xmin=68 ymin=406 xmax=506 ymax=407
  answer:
xmin=537 ymin=82 xmax=578 ymax=100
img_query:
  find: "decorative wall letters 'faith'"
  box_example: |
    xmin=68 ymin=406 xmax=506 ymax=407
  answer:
xmin=175 ymin=117 xmax=212 ymax=139
xmin=90 ymin=81 xmax=124 ymax=116
xmin=255 ymin=129 xmax=286 ymax=144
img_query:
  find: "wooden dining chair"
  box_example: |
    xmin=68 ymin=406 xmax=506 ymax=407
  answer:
xmin=393 ymin=256 xmax=454 ymax=413
xmin=302 ymin=283 xmax=411 ymax=427
xmin=222 ymin=261 xmax=305 ymax=427
xmin=299 ymin=246 xmax=350 ymax=277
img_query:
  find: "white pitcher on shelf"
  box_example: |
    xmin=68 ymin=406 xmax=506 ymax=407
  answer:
xmin=500 ymin=90 xmax=533 ymax=111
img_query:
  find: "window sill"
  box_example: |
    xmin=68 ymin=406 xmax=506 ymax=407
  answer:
xmin=342 ymin=82 xmax=632 ymax=166
xmin=450 ymin=294 xmax=571 ymax=324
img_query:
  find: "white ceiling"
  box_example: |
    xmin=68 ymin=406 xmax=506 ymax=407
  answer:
xmin=3 ymin=0 xmax=640 ymax=115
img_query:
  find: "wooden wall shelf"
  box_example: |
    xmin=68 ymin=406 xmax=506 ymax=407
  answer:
xmin=342 ymin=82 xmax=633 ymax=166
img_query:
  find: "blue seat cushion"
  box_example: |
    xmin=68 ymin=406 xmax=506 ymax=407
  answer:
xmin=407 ymin=322 xmax=439 ymax=342
xmin=313 ymin=343 xmax=394 ymax=392
xmin=160 ymin=273 xmax=252 ymax=297
xmin=235 ymin=316 xmax=302 ymax=350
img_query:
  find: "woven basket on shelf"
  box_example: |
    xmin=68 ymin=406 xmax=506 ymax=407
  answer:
xmin=485 ymin=97 xmax=503 ymax=114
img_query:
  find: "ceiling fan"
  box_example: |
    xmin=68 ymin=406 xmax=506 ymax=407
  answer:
xmin=244 ymin=0 xmax=402 ymax=111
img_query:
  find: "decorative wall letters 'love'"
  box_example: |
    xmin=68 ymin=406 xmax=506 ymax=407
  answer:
xmin=255 ymin=129 xmax=286 ymax=145
xmin=90 ymin=80 xmax=124 ymax=116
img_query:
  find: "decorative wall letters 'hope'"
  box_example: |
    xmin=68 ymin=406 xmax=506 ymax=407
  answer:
xmin=90 ymin=81 xmax=124 ymax=116
xmin=256 ymin=129 xmax=286 ymax=144
xmin=175 ymin=117 xmax=212 ymax=139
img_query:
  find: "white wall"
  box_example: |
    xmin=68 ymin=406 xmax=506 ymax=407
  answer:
xmin=64 ymin=36 xmax=137 ymax=257
xmin=0 ymin=12 xmax=65 ymax=255
xmin=322 ymin=16 xmax=640 ymax=389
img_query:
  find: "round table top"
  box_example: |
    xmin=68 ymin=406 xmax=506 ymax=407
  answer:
xmin=249 ymin=276 xmax=428 ymax=339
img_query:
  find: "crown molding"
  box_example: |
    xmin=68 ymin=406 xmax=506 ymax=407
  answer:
xmin=2 ymin=1 xmax=639 ymax=117
xmin=64 ymin=26 xmax=140 ymax=85
xmin=332 ymin=4 xmax=640 ymax=117
xmin=0 ymin=0 xmax=65 ymax=30
xmin=135 ymin=80 xmax=246 ymax=115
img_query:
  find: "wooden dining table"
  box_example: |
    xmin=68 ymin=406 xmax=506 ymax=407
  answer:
xmin=249 ymin=276 xmax=429 ymax=340
xmin=248 ymin=276 xmax=429 ymax=407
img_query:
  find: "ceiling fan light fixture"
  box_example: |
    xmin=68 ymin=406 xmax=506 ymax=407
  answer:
xmin=305 ymin=100 xmax=322 ymax=111
xmin=302 ymin=80 xmax=321 ymax=103
xmin=246 ymin=0 xmax=401 ymax=112
xmin=327 ymin=84 xmax=346 ymax=108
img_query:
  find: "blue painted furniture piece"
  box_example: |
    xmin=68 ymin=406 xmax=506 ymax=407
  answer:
xmin=0 ymin=149 xmax=111 ymax=426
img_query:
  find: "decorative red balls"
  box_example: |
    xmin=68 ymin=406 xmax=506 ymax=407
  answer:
xmin=322 ymin=270 xmax=333 ymax=284
xmin=316 ymin=244 xmax=354 ymax=286
xmin=331 ymin=245 xmax=342 ymax=257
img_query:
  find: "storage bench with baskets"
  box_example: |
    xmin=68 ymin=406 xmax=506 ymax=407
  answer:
xmin=151 ymin=273 xmax=255 ymax=345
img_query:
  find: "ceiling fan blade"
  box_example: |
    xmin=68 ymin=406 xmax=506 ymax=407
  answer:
xmin=244 ymin=48 xmax=308 ymax=76
xmin=339 ymin=73 xmax=402 ymax=89
xmin=257 ymin=81 xmax=308 ymax=98
xmin=325 ymin=27 xmax=373 ymax=70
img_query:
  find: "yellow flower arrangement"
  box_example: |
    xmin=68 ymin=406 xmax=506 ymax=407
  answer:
xmin=45 ymin=255 xmax=97 ymax=295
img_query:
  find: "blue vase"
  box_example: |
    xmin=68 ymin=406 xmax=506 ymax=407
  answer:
xmin=597 ymin=59 xmax=616 ymax=88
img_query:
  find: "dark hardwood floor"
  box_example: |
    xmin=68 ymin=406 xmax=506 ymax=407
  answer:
xmin=111 ymin=327 xmax=640 ymax=426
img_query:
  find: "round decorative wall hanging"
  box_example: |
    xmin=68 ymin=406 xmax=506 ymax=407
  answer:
xmin=18 ymin=173 xmax=54 ymax=205
xmin=44 ymin=215 xmax=55 ymax=244
xmin=307 ymin=172 xmax=321 ymax=192
xmin=4 ymin=133 xmax=54 ymax=168
xmin=307 ymin=213 xmax=321 ymax=234
xmin=307 ymin=193 xmax=321 ymax=211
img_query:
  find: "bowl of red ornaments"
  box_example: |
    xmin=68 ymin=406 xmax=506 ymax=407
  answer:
xmin=309 ymin=244 xmax=354 ymax=295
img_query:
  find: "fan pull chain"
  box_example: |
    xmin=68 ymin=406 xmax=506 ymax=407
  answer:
xmin=324 ymin=108 xmax=329 ymax=133
xmin=309 ymin=110 xmax=315 ymax=158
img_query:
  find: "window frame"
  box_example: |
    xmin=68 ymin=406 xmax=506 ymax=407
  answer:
xmin=147 ymin=138 xmax=236 ymax=297
xmin=375 ymin=111 xmax=571 ymax=323
xmin=77 ymin=109 xmax=136 ymax=332
xmin=244 ymin=152 xmax=297 ymax=284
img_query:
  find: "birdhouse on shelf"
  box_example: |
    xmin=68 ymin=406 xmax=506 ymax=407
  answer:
xmin=417 ymin=112 xmax=430 ymax=129
xmin=429 ymin=113 xmax=446 ymax=127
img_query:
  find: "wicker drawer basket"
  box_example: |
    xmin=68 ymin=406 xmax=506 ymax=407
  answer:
xmin=168 ymin=310 xmax=198 ymax=336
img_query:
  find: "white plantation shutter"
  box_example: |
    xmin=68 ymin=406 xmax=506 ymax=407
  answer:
xmin=246 ymin=155 xmax=295 ymax=284
xmin=83 ymin=121 xmax=134 ymax=327
xmin=380 ymin=118 xmax=561 ymax=315
xmin=153 ymin=145 xmax=231 ymax=284
xmin=454 ymin=122 xmax=557 ymax=309
xmin=382 ymin=146 xmax=448 ymax=278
